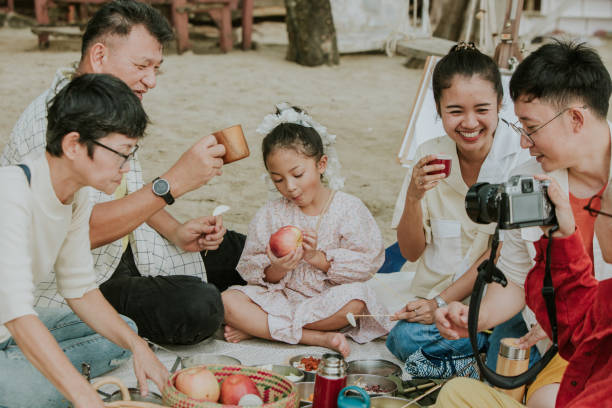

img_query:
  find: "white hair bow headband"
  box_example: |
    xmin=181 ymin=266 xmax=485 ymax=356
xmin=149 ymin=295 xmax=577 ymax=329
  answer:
xmin=256 ymin=103 xmax=345 ymax=191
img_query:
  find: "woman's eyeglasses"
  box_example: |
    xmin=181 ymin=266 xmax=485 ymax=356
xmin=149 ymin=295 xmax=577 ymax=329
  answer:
xmin=583 ymin=195 xmax=612 ymax=218
xmin=92 ymin=140 xmax=139 ymax=169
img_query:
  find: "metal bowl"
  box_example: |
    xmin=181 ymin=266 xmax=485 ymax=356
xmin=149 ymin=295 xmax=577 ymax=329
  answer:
xmin=288 ymin=354 xmax=324 ymax=381
xmin=370 ymin=396 xmax=421 ymax=408
xmin=347 ymin=374 xmax=397 ymax=397
xmin=106 ymin=388 xmax=163 ymax=404
xmin=181 ymin=353 xmax=241 ymax=368
xmin=256 ymin=364 xmax=305 ymax=382
xmin=347 ymin=359 xmax=402 ymax=378
xmin=294 ymin=381 xmax=315 ymax=405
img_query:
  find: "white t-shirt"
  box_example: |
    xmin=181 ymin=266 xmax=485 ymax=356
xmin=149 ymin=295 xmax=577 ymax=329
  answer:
xmin=392 ymin=120 xmax=531 ymax=298
xmin=0 ymin=154 xmax=97 ymax=343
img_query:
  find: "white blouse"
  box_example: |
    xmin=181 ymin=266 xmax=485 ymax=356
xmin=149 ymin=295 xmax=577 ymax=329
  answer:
xmin=392 ymin=120 xmax=531 ymax=299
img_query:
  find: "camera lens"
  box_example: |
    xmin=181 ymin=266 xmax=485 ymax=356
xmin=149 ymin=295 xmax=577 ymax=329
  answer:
xmin=465 ymin=182 xmax=501 ymax=224
xmin=521 ymin=179 xmax=533 ymax=193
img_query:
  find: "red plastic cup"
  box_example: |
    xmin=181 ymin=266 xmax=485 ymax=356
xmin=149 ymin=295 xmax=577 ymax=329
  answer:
xmin=427 ymin=154 xmax=452 ymax=178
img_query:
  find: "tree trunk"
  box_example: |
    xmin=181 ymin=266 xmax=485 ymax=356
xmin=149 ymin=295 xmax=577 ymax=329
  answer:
xmin=431 ymin=0 xmax=471 ymax=41
xmin=284 ymin=0 xmax=339 ymax=66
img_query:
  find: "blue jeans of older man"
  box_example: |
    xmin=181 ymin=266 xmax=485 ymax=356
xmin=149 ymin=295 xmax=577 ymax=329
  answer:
xmin=0 ymin=307 xmax=134 ymax=408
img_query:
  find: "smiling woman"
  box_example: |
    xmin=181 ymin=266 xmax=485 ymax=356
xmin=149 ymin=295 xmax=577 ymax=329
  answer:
xmin=388 ymin=42 xmax=533 ymax=379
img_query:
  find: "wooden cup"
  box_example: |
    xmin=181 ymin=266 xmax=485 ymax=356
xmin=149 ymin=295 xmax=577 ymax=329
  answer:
xmin=212 ymin=124 xmax=250 ymax=164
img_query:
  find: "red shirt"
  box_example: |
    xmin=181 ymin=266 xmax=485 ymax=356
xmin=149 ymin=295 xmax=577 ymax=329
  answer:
xmin=569 ymin=193 xmax=596 ymax=260
xmin=569 ymin=186 xmax=605 ymax=261
xmin=525 ymin=230 xmax=612 ymax=408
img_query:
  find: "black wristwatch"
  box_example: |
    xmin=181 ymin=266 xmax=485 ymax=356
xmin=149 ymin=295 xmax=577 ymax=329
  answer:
xmin=152 ymin=177 xmax=174 ymax=205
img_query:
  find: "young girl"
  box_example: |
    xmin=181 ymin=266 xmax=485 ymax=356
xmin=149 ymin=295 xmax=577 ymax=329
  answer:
xmin=386 ymin=42 xmax=533 ymax=378
xmin=221 ymin=104 xmax=393 ymax=357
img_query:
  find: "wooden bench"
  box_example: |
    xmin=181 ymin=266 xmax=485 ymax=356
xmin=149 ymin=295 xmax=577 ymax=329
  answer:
xmin=0 ymin=0 xmax=14 ymax=13
xmin=173 ymin=0 xmax=253 ymax=53
xmin=32 ymin=0 xmax=253 ymax=53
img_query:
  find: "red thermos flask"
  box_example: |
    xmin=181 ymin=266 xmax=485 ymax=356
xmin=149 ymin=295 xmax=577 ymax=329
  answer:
xmin=313 ymin=353 xmax=347 ymax=408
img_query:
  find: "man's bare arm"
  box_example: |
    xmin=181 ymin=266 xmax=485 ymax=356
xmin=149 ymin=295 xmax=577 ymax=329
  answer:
xmin=89 ymin=135 xmax=224 ymax=249
xmin=89 ymin=184 xmax=165 ymax=248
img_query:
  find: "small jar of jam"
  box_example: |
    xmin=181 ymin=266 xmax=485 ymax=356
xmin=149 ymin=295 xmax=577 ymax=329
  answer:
xmin=313 ymin=353 xmax=347 ymax=408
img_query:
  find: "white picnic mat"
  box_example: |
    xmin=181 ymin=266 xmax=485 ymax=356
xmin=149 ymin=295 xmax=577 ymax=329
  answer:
xmin=100 ymin=272 xmax=416 ymax=395
xmin=102 ymin=333 xmax=403 ymax=395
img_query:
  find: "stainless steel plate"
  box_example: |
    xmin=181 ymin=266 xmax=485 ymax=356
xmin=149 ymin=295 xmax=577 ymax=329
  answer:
xmin=347 ymin=359 xmax=402 ymax=378
xmin=255 ymin=364 xmax=305 ymax=382
xmin=287 ymin=354 xmax=324 ymax=374
xmin=294 ymin=381 xmax=314 ymax=404
xmin=107 ymin=388 xmax=163 ymax=404
xmin=181 ymin=353 xmax=241 ymax=368
xmin=347 ymin=374 xmax=397 ymax=397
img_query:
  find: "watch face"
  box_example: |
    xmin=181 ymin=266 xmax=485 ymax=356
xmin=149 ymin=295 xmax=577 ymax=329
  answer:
xmin=153 ymin=178 xmax=170 ymax=195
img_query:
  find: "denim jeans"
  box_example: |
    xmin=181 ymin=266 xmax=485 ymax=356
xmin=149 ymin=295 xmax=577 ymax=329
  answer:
xmin=386 ymin=312 xmax=542 ymax=379
xmin=0 ymin=307 xmax=134 ymax=408
xmin=377 ymin=242 xmax=407 ymax=274
xmin=386 ymin=320 xmax=489 ymax=378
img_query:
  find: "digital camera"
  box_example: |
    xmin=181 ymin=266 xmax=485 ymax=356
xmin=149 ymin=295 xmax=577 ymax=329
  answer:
xmin=465 ymin=175 xmax=556 ymax=229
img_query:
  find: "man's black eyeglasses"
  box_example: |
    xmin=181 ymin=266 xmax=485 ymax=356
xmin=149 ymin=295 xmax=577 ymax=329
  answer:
xmin=584 ymin=195 xmax=612 ymax=218
xmin=502 ymin=105 xmax=587 ymax=145
xmin=92 ymin=140 xmax=139 ymax=169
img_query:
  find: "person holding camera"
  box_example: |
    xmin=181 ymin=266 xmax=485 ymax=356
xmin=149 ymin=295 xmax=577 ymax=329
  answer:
xmin=434 ymin=40 xmax=612 ymax=407
xmin=434 ymin=179 xmax=612 ymax=408
xmin=386 ymin=42 xmax=532 ymax=378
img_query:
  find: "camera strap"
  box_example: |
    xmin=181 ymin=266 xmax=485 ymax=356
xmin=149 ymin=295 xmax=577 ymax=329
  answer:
xmin=467 ymin=226 xmax=559 ymax=389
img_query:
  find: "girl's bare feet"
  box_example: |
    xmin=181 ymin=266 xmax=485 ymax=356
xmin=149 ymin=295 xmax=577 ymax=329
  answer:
xmin=324 ymin=332 xmax=350 ymax=358
xmin=223 ymin=325 xmax=253 ymax=343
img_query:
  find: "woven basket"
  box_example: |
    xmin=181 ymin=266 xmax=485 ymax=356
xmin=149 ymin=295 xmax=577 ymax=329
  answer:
xmin=162 ymin=365 xmax=298 ymax=408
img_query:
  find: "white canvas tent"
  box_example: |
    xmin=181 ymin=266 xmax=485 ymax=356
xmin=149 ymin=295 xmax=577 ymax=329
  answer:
xmin=330 ymin=0 xmax=431 ymax=53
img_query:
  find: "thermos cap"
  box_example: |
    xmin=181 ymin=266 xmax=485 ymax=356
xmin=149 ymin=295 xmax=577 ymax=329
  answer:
xmin=499 ymin=338 xmax=529 ymax=360
xmin=319 ymin=353 xmax=347 ymax=377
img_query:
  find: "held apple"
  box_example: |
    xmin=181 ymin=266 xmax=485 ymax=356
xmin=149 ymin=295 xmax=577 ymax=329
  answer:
xmin=175 ymin=367 xmax=220 ymax=401
xmin=269 ymin=226 xmax=303 ymax=257
xmin=220 ymin=374 xmax=261 ymax=405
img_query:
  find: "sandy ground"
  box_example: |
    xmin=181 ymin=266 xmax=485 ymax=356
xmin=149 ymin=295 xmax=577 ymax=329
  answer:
xmin=1 ymin=27 xmax=611 ymax=251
